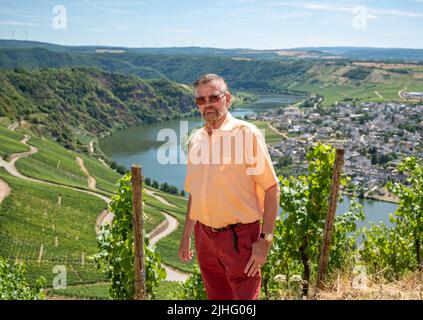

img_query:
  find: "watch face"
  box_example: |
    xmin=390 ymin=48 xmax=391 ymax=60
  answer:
xmin=264 ymin=233 xmax=273 ymax=241
xmin=260 ymin=233 xmax=273 ymax=241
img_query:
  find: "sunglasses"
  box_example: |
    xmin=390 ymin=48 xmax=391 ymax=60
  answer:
xmin=195 ymin=92 xmax=226 ymax=105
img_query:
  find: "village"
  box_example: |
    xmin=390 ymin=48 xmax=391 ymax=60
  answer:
xmin=250 ymin=100 xmax=423 ymax=201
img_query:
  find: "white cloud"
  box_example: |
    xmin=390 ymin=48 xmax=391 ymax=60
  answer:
xmin=260 ymin=11 xmax=312 ymax=21
xmin=267 ymin=1 xmax=423 ymax=18
xmin=375 ymin=9 xmax=423 ymax=18
xmin=0 ymin=20 xmax=39 ymax=26
xmin=159 ymin=28 xmax=197 ymax=33
xmin=79 ymin=0 xmax=140 ymax=15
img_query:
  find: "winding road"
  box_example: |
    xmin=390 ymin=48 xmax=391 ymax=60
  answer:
xmin=0 ymin=133 xmax=189 ymax=282
xmin=399 ymin=86 xmax=408 ymax=99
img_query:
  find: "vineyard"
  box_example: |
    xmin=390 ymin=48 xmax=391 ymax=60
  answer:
xmin=0 ymin=116 xmax=421 ymax=300
xmin=88 ymin=144 xmax=422 ymax=300
xmin=0 ymin=120 xmax=189 ymax=299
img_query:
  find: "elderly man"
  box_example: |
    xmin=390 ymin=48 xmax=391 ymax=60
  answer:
xmin=178 ymin=74 xmax=280 ymax=300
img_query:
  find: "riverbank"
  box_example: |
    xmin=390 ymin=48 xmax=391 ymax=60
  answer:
xmin=343 ymin=190 xmax=399 ymax=205
xmin=97 ymin=93 xmax=399 ymax=227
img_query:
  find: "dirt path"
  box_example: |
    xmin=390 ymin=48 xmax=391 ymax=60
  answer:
xmin=95 ymin=209 xmax=114 ymax=234
xmin=0 ymin=135 xmax=38 ymax=179
xmin=148 ymin=212 xmax=189 ymax=282
xmin=364 ymin=185 xmax=379 ymax=198
xmin=374 ymin=91 xmax=383 ymax=99
xmin=8 ymin=122 xmax=19 ymax=131
xmin=399 ymin=86 xmax=408 ymax=99
xmin=0 ymin=178 xmax=11 ymax=205
xmin=76 ymin=156 xmax=96 ymax=190
xmin=98 ymin=158 xmax=109 ymax=168
xmin=144 ymin=188 xmax=177 ymax=208
xmin=268 ymin=122 xmax=289 ymax=140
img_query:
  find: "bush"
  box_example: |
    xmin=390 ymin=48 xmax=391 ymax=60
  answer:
xmin=170 ymin=264 xmax=207 ymax=300
xmin=262 ymin=144 xmax=363 ymax=298
xmin=360 ymin=157 xmax=423 ymax=279
xmin=93 ymin=173 xmax=166 ymax=299
xmin=0 ymin=257 xmax=46 ymax=300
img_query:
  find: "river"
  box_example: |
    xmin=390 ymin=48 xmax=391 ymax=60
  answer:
xmin=99 ymin=94 xmax=397 ymax=229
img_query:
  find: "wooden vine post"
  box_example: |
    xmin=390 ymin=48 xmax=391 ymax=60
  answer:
xmin=131 ymin=165 xmax=146 ymax=300
xmin=316 ymin=148 xmax=345 ymax=290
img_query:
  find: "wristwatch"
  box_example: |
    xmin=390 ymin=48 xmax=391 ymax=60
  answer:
xmin=260 ymin=233 xmax=274 ymax=242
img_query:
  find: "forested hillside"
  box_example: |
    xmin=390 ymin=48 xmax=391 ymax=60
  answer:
xmin=0 ymin=67 xmax=197 ymax=151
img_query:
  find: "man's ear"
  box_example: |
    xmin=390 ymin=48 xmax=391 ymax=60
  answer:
xmin=226 ymin=91 xmax=232 ymax=108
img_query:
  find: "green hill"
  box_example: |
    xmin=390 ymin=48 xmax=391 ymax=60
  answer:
xmin=1 ymin=46 xmax=422 ymax=112
xmin=0 ymin=67 xmax=197 ymax=153
xmin=0 ymin=47 xmax=312 ymax=93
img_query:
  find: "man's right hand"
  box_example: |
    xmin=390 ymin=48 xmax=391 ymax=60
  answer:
xmin=178 ymin=236 xmax=194 ymax=263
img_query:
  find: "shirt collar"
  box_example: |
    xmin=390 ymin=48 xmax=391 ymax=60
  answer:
xmin=202 ymin=112 xmax=235 ymax=136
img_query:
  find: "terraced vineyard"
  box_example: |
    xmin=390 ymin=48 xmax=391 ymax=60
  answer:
xmin=288 ymin=64 xmax=423 ymax=107
xmin=0 ymin=122 xmax=188 ymax=298
xmin=0 ymin=124 xmax=30 ymax=160
xmin=0 ymin=167 xmax=108 ymax=285
xmin=14 ymin=134 xmax=119 ymax=195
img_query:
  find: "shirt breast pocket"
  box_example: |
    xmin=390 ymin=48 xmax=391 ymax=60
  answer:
xmin=215 ymin=156 xmax=244 ymax=175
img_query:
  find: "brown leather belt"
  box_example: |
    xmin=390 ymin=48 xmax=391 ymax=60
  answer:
xmin=201 ymin=222 xmax=256 ymax=254
xmin=204 ymin=223 xmax=242 ymax=233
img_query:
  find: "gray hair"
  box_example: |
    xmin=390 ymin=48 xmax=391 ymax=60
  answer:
xmin=193 ymin=73 xmax=228 ymax=94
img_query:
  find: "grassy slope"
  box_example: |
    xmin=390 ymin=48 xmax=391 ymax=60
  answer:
xmin=0 ymin=123 xmax=30 ymax=159
xmin=79 ymin=153 xmax=121 ymax=193
xmin=0 ymin=125 xmax=168 ymax=290
xmin=47 ymin=280 xmax=179 ymax=300
xmin=13 ymin=132 xmax=120 ymax=195
xmin=0 ymin=169 xmax=166 ymax=286
xmin=250 ymin=120 xmax=283 ymax=145
xmin=0 ymin=167 xmax=107 ymax=285
xmin=289 ymin=65 xmax=423 ymax=107
xmin=15 ymin=134 xmax=90 ymax=190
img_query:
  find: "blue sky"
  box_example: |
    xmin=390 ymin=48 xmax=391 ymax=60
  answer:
xmin=1 ymin=0 xmax=423 ymax=49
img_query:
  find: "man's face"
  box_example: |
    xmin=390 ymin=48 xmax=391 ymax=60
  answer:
xmin=194 ymin=81 xmax=231 ymax=125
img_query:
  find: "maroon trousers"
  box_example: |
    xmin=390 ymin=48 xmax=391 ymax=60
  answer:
xmin=194 ymin=220 xmax=261 ymax=300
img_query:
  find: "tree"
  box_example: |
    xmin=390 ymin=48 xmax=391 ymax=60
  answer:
xmin=160 ymin=182 xmax=170 ymax=193
xmin=152 ymin=180 xmax=159 ymax=189
xmin=169 ymin=186 xmax=179 ymax=195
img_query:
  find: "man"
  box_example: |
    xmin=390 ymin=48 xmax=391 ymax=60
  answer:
xmin=178 ymin=74 xmax=280 ymax=300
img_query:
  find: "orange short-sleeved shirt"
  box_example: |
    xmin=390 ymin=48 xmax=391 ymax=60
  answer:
xmin=184 ymin=112 xmax=279 ymax=228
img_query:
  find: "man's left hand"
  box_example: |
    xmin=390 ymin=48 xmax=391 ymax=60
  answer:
xmin=244 ymin=238 xmax=272 ymax=277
